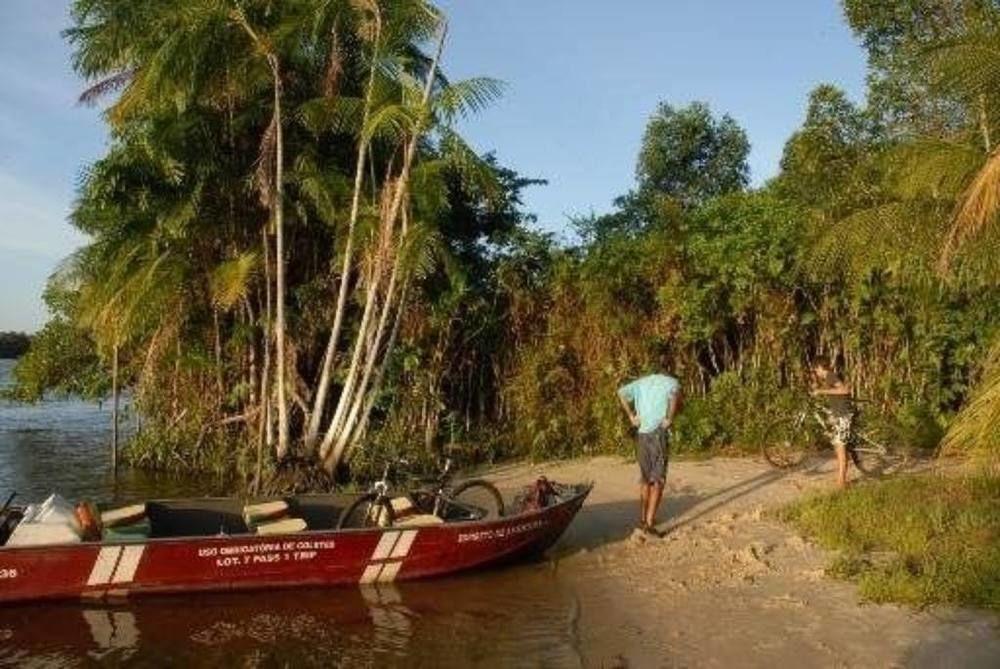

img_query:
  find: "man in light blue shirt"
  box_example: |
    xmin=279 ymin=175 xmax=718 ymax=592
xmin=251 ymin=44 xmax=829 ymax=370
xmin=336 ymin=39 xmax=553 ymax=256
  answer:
xmin=617 ymin=372 xmax=682 ymax=538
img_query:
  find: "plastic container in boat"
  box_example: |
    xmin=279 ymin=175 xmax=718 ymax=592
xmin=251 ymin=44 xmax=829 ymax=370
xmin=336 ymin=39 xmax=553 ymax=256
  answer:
xmin=6 ymin=494 xmax=83 ymax=547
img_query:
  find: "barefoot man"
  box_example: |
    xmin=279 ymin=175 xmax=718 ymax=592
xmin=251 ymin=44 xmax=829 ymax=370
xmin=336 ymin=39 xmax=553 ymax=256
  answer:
xmin=617 ymin=371 xmax=682 ymax=537
xmin=810 ymin=355 xmax=853 ymax=489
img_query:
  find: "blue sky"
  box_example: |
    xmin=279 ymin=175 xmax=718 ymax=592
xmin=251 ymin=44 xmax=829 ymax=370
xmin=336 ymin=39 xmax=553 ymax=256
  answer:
xmin=0 ymin=1 xmax=868 ymax=332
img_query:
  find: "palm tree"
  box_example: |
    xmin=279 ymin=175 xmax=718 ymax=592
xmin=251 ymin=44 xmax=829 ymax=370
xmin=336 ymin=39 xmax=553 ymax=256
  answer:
xmin=813 ymin=11 xmax=1000 ymax=458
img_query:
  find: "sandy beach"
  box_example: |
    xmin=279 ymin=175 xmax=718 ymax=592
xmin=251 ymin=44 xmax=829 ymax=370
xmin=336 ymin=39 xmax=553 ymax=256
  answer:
xmin=487 ymin=456 xmax=1000 ymax=668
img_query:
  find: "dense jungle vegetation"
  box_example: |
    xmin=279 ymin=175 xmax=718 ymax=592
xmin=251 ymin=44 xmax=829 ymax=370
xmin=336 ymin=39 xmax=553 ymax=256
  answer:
xmin=11 ymin=0 xmax=1000 ymax=486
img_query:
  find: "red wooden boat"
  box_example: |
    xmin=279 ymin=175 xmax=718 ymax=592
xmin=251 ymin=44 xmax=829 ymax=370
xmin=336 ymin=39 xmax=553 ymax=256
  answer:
xmin=0 ymin=483 xmax=590 ymax=605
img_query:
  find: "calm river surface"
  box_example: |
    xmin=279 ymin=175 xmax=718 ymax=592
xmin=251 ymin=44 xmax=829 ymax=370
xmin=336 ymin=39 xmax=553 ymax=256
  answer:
xmin=0 ymin=360 xmax=602 ymax=667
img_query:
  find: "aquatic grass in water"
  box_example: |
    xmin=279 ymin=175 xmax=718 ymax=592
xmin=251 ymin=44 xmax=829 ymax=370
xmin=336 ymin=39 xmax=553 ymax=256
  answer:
xmin=779 ymin=471 xmax=1000 ymax=610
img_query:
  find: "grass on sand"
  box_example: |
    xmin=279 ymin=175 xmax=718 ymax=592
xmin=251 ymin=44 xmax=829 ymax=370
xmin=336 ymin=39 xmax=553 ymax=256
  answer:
xmin=779 ymin=470 xmax=1000 ymax=610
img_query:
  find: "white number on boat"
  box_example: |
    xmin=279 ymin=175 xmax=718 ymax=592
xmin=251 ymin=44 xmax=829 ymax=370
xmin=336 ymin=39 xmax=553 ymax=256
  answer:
xmin=0 ymin=568 xmax=18 ymax=579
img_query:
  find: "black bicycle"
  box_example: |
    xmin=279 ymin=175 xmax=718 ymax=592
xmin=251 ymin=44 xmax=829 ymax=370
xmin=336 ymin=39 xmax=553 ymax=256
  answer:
xmin=762 ymin=398 xmax=908 ymax=477
xmin=337 ymin=458 xmax=505 ymax=530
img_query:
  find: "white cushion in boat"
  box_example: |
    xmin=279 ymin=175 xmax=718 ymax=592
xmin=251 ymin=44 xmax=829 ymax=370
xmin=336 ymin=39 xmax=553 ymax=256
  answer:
xmin=28 ymin=494 xmax=81 ymax=531
xmin=7 ymin=522 xmax=82 ymax=547
xmin=390 ymin=496 xmax=415 ymax=515
xmin=101 ymin=503 xmax=148 ymax=528
xmin=394 ymin=513 xmax=444 ymax=527
xmin=244 ymin=501 xmax=289 ymax=525
xmin=255 ymin=517 xmax=307 ymax=535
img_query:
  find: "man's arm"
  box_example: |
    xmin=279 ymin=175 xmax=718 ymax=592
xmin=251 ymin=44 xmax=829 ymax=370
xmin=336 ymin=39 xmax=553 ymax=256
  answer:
xmin=661 ymin=389 xmax=682 ymax=429
xmin=617 ymin=387 xmax=640 ymax=428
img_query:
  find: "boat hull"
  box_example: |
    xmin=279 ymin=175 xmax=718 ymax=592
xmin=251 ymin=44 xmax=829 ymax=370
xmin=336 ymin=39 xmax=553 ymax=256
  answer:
xmin=0 ymin=485 xmax=589 ymax=605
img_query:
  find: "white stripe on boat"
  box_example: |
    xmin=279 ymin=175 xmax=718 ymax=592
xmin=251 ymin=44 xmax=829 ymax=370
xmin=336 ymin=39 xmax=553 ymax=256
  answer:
xmin=360 ymin=563 xmax=384 ymax=584
xmin=111 ymin=545 xmax=145 ymax=583
xmin=389 ymin=530 xmax=416 ymax=559
xmin=360 ymin=529 xmax=418 ymax=583
xmin=377 ymin=561 xmax=402 ymax=582
xmin=371 ymin=531 xmax=400 ymax=561
xmin=87 ymin=546 xmax=122 ymax=586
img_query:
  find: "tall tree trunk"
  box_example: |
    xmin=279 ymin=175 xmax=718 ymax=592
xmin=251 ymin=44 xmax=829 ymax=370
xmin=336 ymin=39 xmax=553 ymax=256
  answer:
xmin=305 ymin=18 xmax=384 ymax=452
xmin=234 ymin=12 xmax=289 ymax=460
xmin=347 ymin=282 xmax=409 ymax=452
xmin=261 ymin=225 xmax=275 ymax=456
xmin=111 ymin=343 xmax=120 ymax=476
xmin=319 ymin=21 xmax=448 ymax=472
xmin=270 ymin=56 xmax=290 ymax=460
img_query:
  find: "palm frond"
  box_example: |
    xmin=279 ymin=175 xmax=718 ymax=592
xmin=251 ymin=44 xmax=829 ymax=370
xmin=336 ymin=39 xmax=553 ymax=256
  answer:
xmin=941 ymin=147 xmax=1000 ymax=271
xmin=293 ymin=154 xmax=352 ymax=225
xmin=361 ymin=102 xmax=417 ymax=145
xmin=78 ymin=69 xmax=136 ymax=106
xmin=210 ymin=252 xmax=259 ymax=311
xmin=941 ymin=335 xmax=1000 ymax=460
xmin=254 ymin=112 xmax=278 ymax=209
xmin=398 ymin=220 xmax=442 ymax=282
xmin=883 ymin=139 xmax=983 ymax=202
xmin=438 ymin=130 xmax=503 ymax=202
xmin=806 ymin=201 xmax=947 ymax=282
xmin=925 ymin=31 xmax=1000 ymax=104
xmin=298 ymin=95 xmax=365 ymax=135
xmin=432 ymin=77 xmax=505 ymax=123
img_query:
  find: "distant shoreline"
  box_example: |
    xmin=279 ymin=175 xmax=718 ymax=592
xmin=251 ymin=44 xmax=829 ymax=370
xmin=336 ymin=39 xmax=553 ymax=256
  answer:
xmin=0 ymin=332 xmax=31 ymax=359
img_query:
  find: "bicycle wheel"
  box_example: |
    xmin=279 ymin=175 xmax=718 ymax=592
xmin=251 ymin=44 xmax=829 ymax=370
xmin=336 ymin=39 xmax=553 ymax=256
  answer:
xmin=849 ymin=433 xmax=908 ymax=478
xmin=762 ymin=415 xmax=811 ymax=469
xmin=337 ymin=493 xmax=395 ymax=529
xmin=447 ymin=480 xmax=505 ymax=521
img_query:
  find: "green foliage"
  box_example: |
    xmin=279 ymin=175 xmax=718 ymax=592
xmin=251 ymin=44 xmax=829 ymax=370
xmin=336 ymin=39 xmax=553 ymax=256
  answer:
xmin=637 ymin=101 xmax=750 ymax=209
xmin=7 ymin=318 xmax=105 ymax=402
xmin=780 ymin=472 xmax=1000 ymax=609
xmin=842 ymin=0 xmax=982 ymax=134
xmin=942 ymin=337 xmax=1000 ymax=458
xmin=7 ymin=283 xmax=106 ymax=402
xmin=776 ymin=84 xmax=879 ymax=219
xmin=673 ymin=369 xmax=803 ymax=454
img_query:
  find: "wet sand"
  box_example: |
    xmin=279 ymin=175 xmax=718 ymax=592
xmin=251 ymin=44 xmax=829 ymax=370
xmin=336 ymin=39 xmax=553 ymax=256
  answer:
xmin=490 ymin=456 xmax=1000 ymax=668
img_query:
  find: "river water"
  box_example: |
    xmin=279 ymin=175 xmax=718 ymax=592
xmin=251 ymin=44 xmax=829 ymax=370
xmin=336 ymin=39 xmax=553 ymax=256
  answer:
xmin=0 ymin=360 xmax=600 ymax=667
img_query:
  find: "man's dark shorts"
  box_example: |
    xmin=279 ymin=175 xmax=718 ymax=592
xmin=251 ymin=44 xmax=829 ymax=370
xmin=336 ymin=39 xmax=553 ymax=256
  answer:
xmin=636 ymin=427 xmax=668 ymax=485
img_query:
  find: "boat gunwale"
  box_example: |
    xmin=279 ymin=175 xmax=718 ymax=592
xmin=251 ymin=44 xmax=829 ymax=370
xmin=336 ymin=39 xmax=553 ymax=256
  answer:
xmin=0 ymin=482 xmax=593 ymax=554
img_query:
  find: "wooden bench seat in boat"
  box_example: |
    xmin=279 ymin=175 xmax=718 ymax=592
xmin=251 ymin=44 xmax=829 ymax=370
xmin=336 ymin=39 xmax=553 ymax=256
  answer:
xmin=254 ymin=517 xmax=308 ymax=535
xmin=101 ymin=503 xmax=147 ymax=528
xmin=243 ymin=500 xmax=289 ymax=526
xmin=393 ymin=513 xmax=444 ymax=528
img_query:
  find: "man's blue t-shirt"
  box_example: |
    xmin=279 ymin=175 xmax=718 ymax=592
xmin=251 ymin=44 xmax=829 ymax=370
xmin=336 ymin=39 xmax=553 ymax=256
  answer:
xmin=618 ymin=374 xmax=681 ymax=434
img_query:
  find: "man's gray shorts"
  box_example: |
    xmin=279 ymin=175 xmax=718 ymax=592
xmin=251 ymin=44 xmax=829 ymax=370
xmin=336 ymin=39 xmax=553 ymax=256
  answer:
xmin=636 ymin=427 xmax=668 ymax=485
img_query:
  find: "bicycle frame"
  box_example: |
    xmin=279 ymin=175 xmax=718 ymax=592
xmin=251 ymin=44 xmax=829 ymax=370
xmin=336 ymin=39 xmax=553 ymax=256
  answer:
xmin=363 ymin=458 xmax=459 ymax=519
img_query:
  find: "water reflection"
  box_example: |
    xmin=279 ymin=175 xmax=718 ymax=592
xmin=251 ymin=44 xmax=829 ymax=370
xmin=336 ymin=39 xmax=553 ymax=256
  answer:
xmin=0 ymin=566 xmax=586 ymax=668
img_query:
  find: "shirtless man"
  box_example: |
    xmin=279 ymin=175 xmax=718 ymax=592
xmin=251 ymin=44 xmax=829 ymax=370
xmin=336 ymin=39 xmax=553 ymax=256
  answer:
xmin=810 ymin=355 xmax=853 ymax=489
